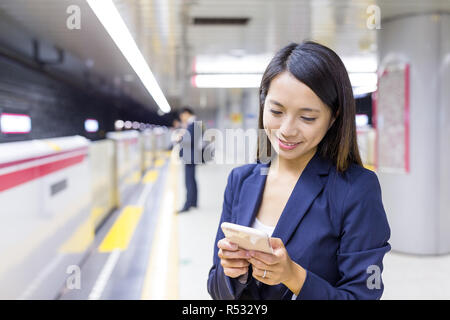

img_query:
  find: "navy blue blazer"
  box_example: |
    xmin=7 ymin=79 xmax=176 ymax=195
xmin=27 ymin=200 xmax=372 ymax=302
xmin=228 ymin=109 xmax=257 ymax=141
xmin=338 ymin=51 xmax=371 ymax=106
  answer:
xmin=180 ymin=122 xmax=200 ymax=164
xmin=179 ymin=121 xmax=202 ymax=164
xmin=207 ymin=152 xmax=391 ymax=300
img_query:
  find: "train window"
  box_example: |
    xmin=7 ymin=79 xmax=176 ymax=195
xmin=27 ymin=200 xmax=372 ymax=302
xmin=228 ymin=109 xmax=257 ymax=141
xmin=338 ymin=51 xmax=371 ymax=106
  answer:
xmin=0 ymin=113 xmax=32 ymax=134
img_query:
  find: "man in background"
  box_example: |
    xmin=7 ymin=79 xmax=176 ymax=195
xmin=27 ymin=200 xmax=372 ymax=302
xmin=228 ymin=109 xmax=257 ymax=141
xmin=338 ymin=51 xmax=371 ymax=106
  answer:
xmin=177 ymin=107 xmax=202 ymax=213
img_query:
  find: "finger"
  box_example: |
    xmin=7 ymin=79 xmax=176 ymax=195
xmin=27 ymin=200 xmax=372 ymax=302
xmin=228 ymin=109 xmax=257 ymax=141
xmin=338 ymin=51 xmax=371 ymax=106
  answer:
xmin=248 ymin=250 xmax=277 ymax=265
xmin=269 ymin=237 xmax=285 ymax=250
xmin=218 ymin=238 xmax=238 ymax=251
xmin=251 ymin=267 xmax=271 ymax=284
xmin=252 ymin=274 xmax=273 ymax=286
xmin=221 ymin=258 xmax=250 ymax=269
xmin=218 ymin=248 xmax=249 ymax=260
xmin=248 ymin=258 xmax=273 ymax=271
xmin=223 ymin=267 xmax=248 ymax=278
xmin=252 ymin=266 xmax=265 ymax=278
xmin=221 ymin=249 xmax=250 ymax=260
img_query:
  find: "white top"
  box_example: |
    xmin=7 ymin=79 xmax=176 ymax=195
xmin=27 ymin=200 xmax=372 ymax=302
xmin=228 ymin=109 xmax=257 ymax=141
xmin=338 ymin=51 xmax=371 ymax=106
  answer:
xmin=251 ymin=217 xmax=275 ymax=236
xmin=250 ymin=217 xmax=298 ymax=300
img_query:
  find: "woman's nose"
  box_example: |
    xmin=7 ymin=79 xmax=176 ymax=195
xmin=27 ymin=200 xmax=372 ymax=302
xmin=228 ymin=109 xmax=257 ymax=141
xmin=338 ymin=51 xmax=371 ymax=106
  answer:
xmin=279 ymin=117 xmax=299 ymax=138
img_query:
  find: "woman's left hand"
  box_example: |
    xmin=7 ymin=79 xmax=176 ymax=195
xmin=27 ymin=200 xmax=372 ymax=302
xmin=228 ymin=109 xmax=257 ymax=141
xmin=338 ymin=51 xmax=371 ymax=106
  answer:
xmin=248 ymin=238 xmax=304 ymax=291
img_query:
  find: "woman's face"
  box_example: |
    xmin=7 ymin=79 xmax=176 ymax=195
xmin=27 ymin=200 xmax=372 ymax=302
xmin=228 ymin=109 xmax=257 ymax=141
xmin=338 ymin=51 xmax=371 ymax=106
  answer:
xmin=263 ymin=71 xmax=335 ymax=161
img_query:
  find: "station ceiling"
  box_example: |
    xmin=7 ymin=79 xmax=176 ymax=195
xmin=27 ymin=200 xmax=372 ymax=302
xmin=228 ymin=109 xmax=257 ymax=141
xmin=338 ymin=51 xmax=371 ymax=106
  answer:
xmin=0 ymin=0 xmax=449 ymax=113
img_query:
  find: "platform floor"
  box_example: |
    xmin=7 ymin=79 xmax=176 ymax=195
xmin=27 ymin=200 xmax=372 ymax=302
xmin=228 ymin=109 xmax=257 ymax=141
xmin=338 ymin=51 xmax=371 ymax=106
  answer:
xmin=57 ymin=150 xmax=450 ymax=300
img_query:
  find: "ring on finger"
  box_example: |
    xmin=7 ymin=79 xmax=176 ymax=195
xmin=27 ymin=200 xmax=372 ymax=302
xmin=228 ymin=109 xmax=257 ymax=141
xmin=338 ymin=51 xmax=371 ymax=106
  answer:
xmin=263 ymin=269 xmax=267 ymax=278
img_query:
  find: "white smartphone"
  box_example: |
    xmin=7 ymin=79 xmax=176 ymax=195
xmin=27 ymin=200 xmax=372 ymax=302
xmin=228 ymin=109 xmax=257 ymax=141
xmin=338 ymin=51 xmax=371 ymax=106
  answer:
xmin=221 ymin=222 xmax=273 ymax=254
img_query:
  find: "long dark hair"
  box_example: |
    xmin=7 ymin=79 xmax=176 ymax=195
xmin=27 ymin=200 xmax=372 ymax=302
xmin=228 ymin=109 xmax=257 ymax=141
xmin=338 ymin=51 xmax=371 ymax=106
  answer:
xmin=257 ymin=41 xmax=362 ymax=172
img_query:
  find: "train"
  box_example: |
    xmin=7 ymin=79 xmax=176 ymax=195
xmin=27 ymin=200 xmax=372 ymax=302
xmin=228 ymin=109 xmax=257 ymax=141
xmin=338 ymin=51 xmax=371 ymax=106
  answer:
xmin=0 ymin=127 xmax=173 ymax=299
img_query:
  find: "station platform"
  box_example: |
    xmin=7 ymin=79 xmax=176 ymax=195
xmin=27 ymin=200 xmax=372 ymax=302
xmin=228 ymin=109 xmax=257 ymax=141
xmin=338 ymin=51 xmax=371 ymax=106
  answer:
xmin=53 ymin=149 xmax=450 ymax=300
xmin=52 ymin=149 xmax=232 ymax=300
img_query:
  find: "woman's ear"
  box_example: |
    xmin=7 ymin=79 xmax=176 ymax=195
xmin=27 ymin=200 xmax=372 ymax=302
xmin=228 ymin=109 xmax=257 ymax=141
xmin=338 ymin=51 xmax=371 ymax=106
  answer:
xmin=328 ymin=110 xmax=339 ymax=130
xmin=328 ymin=117 xmax=336 ymax=130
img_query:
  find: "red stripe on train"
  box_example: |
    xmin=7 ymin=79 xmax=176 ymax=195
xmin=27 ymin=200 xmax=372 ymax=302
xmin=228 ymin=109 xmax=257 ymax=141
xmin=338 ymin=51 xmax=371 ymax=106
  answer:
xmin=0 ymin=147 xmax=88 ymax=170
xmin=0 ymin=154 xmax=86 ymax=192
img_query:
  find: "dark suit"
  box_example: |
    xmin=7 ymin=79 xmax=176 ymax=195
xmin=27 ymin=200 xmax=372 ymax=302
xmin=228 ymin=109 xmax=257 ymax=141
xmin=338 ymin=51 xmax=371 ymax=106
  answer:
xmin=207 ymin=151 xmax=391 ymax=300
xmin=179 ymin=120 xmax=202 ymax=208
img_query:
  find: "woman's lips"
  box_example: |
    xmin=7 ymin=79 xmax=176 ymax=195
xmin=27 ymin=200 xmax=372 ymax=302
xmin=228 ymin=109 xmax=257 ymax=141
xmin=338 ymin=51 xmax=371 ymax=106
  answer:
xmin=277 ymin=138 xmax=301 ymax=150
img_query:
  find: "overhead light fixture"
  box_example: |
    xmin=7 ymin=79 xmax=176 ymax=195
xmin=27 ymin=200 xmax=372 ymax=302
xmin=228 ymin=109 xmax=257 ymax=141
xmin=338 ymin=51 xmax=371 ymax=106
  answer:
xmin=342 ymin=56 xmax=378 ymax=73
xmin=87 ymin=0 xmax=171 ymax=114
xmin=192 ymin=74 xmax=262 ymax=88
xmin=194 ymin=54 xmax=272 ymax=74
xmin=349 ymin=72 xmax=377 ymax=87
xmin=115 ymin=120 xmax=124 ymax=130
xmin=84 ymin=119 xmax=99 ymax=133
xmin=132 ymin=121 xmax=140 ymax=129
xmin=0 ymin=113 xmax=31 ymax=134
xmin=353 ymin=85 xmax=378 ymax=96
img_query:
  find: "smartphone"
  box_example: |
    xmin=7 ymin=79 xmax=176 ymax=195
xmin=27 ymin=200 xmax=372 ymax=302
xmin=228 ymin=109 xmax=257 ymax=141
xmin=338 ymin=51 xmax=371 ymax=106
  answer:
xmin=221 ymin=222 xmax=273 ymax=254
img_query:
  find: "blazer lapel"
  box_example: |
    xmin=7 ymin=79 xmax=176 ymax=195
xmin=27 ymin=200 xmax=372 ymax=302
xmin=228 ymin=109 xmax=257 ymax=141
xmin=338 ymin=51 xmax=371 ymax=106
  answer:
xmin=236 ymin=163 xmax=270 ymax=227
xmin=271 ymin=152 xmax=331 ymax=246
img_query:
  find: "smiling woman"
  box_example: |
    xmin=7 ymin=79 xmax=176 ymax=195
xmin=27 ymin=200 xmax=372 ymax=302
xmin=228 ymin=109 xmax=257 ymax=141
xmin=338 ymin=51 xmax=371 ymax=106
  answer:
xmin=262 ymin=72 xmax=334 ymax=160
xmin=257 ymin=41 xmax=362 ymax=172
xmin=208 ymin=41 xmax=391 ymax=300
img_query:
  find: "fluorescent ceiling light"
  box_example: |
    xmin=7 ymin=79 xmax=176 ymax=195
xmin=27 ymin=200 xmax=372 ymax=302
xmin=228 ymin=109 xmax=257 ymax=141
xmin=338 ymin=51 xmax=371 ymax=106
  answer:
xmin=115 ymin=120 xmax=124 ymax=130
xmin=192 ymin=74 xmax=262 ymax=88
xmin=132 ymin=121 xmax=140 ymax=129
xmin=84 ymin=119 xmax=99 ymax=132
xmin=194 ymin=54 xmax=272 ymax=74
xmin=342 ymin=56 xmax=378 ymax=73
xmin=87 ymin=0 xmax=171 ymax=113
xmin=0 ymin=113 xmax=31 ymax=134
xmin=353 ymin=85 xmax=377 ymax=96
xmin=349 ymin=72 xmax=377 ymax=88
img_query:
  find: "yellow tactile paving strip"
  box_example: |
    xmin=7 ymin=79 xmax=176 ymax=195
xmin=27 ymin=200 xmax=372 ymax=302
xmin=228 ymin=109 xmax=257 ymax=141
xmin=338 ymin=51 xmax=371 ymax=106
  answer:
xmin=98 ymin=206 xmax=144 ymax=252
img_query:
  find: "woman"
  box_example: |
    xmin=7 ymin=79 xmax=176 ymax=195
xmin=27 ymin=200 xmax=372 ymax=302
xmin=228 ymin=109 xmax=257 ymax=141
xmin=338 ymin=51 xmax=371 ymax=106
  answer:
xmin=207 ymin=41 xmax=391 ymax=300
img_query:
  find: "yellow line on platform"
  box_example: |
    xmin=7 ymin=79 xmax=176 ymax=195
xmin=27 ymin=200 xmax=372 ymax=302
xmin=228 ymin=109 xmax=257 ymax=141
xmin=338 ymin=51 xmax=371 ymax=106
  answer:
xmin=141 ymin=150 xmax=179 ymax=300
xmin=98 ymin=206 xmax=143 ymax=252
xmin=143 ymin=170 xmax=158 ymax=184
xmin=154 ymin=158 xmax=165 ymax=168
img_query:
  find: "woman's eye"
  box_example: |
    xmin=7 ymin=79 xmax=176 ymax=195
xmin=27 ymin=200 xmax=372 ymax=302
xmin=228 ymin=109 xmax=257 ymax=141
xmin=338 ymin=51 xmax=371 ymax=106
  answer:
xmin=270 ymin=109 xmax=282 ymax=115
xmin=301 ymin=117 xmax=316 ymax=122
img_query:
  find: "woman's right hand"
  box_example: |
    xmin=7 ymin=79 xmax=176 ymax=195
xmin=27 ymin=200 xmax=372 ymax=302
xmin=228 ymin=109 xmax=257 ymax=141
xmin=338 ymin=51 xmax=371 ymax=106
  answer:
xmin=217 ymin=238 xmax=250 ymax=278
